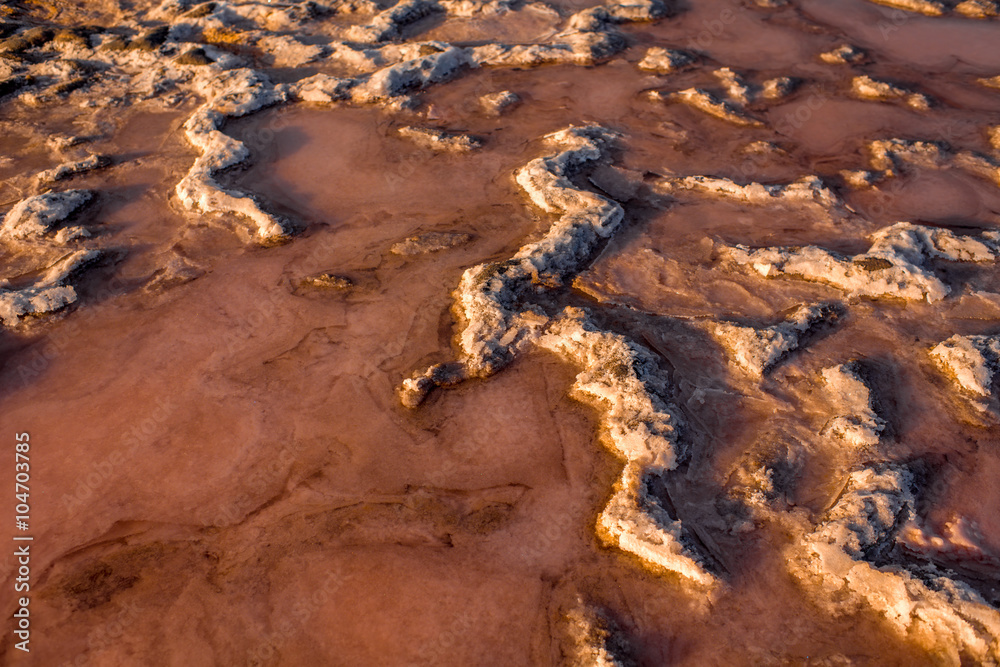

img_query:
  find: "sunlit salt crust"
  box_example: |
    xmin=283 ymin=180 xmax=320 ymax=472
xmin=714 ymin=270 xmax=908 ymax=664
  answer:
xmin=725 ymin=222 xmax=1000 ymax=303
xmin=2 ymin=190 xmax=93 ymax=240
xmin=177 ymin=68 xmax=292 ymax=240
xmin=479 ymin=90 xmax=520 ymax=116
xmin=819 ymin=44 xmax=866 ymax=65
xmin=637 ymin=46 xmax=696 ymax=73
xmin=930 ymin=334 xmax=1000 ymax=411
xmin=851 ymin=75 xmax=931 ymax=110
xmin=789 ymin=465 xmax=1000 ymax=664
xmin=649 ymin=88 xmax=764 ymax=127
xmin=563 ymin=600 xmax=634 ymax=666
xmin=868 ymin=138 xmax=1000 ymax=187
xmin=400 ymin=125 xmax=717 ymax=587
xmin=0 ymin=250 xmax=101 ymax=325
xmin=705 ymin=303 xmax=840 ymax=379
xmin=1 ymin=0 xmax=673 ymax=244
xmin=35 ymin=155 xmax=111 ymax=186
xmin=866 ymin=0 xmax=999 ymax=16
xmin=653 ymin=175 xmax=847 ymax=215
xmin=820 ymin=362 xmax=885 ymax=447
xmin=397 ymin=125 xmax=482 ymax=151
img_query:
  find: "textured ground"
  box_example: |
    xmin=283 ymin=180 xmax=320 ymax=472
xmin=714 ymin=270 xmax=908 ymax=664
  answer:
xmin=0 ymin=0 xmax=999 ymax=664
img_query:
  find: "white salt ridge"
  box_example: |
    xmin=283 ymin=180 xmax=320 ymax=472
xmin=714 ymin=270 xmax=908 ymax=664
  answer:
xmin=706 ymin=303 xmax=840 ymax=379
xmin=256 ymin=35 xmax=325 ymax=67
xmin=930 ymin=334 xmax=1000 ymax=406
xmin=791 ymin=465 xmax=1000 ymax=664
xmin=865 ymin=0 xmax=946 ymax=15
xmin=649 ymin=88 xmax=764 ymax=127
xmin=346 ymin=0 xmax=443 ymax=43
xmin=350 ymin=46 xmax=471 ymax=102
xmin=35 ymin=155 xmax=111 ymax=185
xmin=563 ymin=600 xmax=634 ymax=666
xmin=400 ymin=124 xmax=623 ymax=401
xmin=820 ymin=362 xmax=885 ymax=447
xmin=714 ymin=67 xmax=753 ymax=105
xmin=2 ymin=190 xmax=93 ymax=240
xmin=869 ymin=138 xmax=1000 ymax=187
xmin=725 ymin=222 xmax=1000 ymax=303
xmin=176 ymin=68 xmax=292 ymax=241
xmin=0 ymin=250 xmax=101 ymax=325
xmin=654 ymin=175 xmax=845 ymax=213
xmin=852 ymin=75 xmax=931 ymax=110
xmin=400 ymin=126 xmax=717 ymax=585
xmin=637 ymin=47 xmax=696 ymax=73
xmin=819 ymin=44 xmax=866 ymax=64
xmin=390 ymin=231 xmax=471 ymax=255
xmin=397 ymin=126 xmax=482 ymax=152
xmin=479 ymin=90 xmax=520 ymax=116
xmin=540 ymin=308 xmax=719 ymax=587
xmin=956 ymin=0 xmax=1000 ymax=17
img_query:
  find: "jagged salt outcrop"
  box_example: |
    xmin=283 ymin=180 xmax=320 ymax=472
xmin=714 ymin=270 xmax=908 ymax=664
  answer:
xmin=930 ymin=333 xmax=1000 ymax=411
xmin=705 ymin=303 xmax=840 ymax=379
xmin=637 ymin=46 xmax=696 ymax=73
xmin=789 ymin=465 xmax=1000 ymax=665
xmin=0 ymin=250 xmax=101 ymax=325
xmin=399 ymin=126 xmax=717 ymax=586
xmin=397 ymin=126 xmax=482 ymax=151
xmin=851 ymin=75 xmax=931 ymax=110
xmin=649 ymin=88 xmax=764 ymax=127
xmin=479 ymin=90 xmax=520 ymax=116
xmin=819 ymin=44 xmax=866 ymax=64
xmin=539 ymin=308 xmax=718 ymax=587
xmin=869 ymin=138 xmax=1000 ymax=187
xmin=346 ymin=0 xmax=443 ymax=43
xmin=724 ymin=222 xmax=1000 ymax=303
xmin=653 ymin=175 xmax=847 ymax=217
xmin=2 ymin=190 xmax=93 ymax=241
xmin=820 ymin=361 xmax=885 ymax=447
xmin=175 ymin=68 xmax=292 ymax=241
xmin=35 ymin=155 xmax=110 ymax=185
xmin=562 ymin=599 xmax=635 ymax=666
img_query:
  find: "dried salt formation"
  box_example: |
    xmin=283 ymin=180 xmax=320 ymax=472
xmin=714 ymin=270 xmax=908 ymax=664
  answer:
xmin=562 ymin=600 xmax=635 ymax=666
xmin=653 ymin=175 xmax=847 ymax=217
xmin=2 ymin=190 xmax=93 ymax=241
xmin=866 ymin=0 xmax=999 ymax=16
xmin=397 ymin=126 xmax=482 ymax=151
xmin=35 ymin=155 xmax=110 ymax=185
xmin=176 ymin=68 xmax=292 ymax=241
xmin=0 ymin=249 xmax=101 ymax=326
xmin=705 ymin=304 xmax=840 ymax=379
xmin=725 ymin=222 xmax=1000 ymax=303
xmin=538 ymin=309 xmax=716 ymax=586
xmin=400 ymin=126 xmax=717 ymax=586
xmin=865 ymin=0 xmax=946 ymax=15
xmin=819 ymin=44 xmax=866 ymax=65
xmin=820 ymin=362 xmax=885 ymax=448
xmin=789 ymin=465 xmax=1000 ymax=664
xmin=649 ymin=88 xmax=764 ymax=127
xmin=479 ymin=90 xmax=520 ymax=116
xmin=930 ymin=334 xmax=1000 ymax=411
xmin=868 ymin=138 xmax=1000 ymax=187
xmin=390 ymin=231 xmax=472 ymax=255
xmin=637 ymin=46 xmax=696 ymax=73
xmin=851 ymin=75 xmax=931 ymax=110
